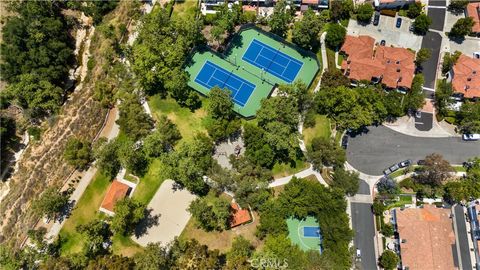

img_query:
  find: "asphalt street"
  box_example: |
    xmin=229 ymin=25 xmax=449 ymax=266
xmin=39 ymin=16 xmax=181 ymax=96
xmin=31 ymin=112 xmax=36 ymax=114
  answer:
xmin=454 ymin=205 xmax=473 ymax=269
xmin=420 ymin=31 xmax=442 ymax=89
xmin=351 ymin=202 xmax=377 ymax=270
xmin=427 ymin=7 xmax=446 ymax=31
xmin=414 ymin=112 xmax=433 ymax=131
xmin=357 ymin=179 xmax=370 ymax=195
xmin=346 ymin=125 xmax=480 ymax=175
xmin=428 ymin=0 xmax=446 ymax=6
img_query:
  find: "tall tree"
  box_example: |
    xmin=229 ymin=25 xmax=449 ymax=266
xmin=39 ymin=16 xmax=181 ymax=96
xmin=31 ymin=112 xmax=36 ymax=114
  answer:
xmin=320 ymin=69 xmax=351 ymax=88
xmin=94 ymin=138 xmax=121 ymax=178
xmin=330 ymin=0 xmax=354 ymax=21
xmin=225 ymin=236 xmax=253 ymax=270
xmin=458 ymin=102 xmax=480 ymax=133
xmin=170 ymin=239 xmax=224 ymax=269
xmin=449 ymin=17 xmax=475 ymax=39
xmin=407 ymin=2 xmax=423 ymax=18
xmin=268 ymin=0 xmax=293 ymax=37
xmin=308 ymin=137 xmax=346 ymax=170
xmin=188 ymin=195 xmax=231 ymax=231
xmin=64 ymin=137 xmax=92 ymax=170
xmin=415 ymin=48 xmax=431 ymax=66
xmin=143 ymin=115 xmax=181 ymax=157
xmin=413 ymin=14 xmax=432 ymax=34
xmin=379 ymin=250 xmax=399 ymax=270
xmin=117 ymin=94 xmax=154 ymax=141
xmin=356 ymin=3 xmax=374 ymax=23
xmin=448 ymin=0 xmax=469 ymax=14
xmin=405 ymin=74 xmax=426 ymax=112
xmin=325 ymin=24 xmax=347 ymax=49
xmin=435 ymin=80 xmax=454 ymax=116
xmin=32 ymin=187 xmax=69 ymax=221
xmin=292 ymin=9 xmax=322 ymax=50
xmin=134 ymin=243 xmax=171 ymax=270
xmin=441 ymin=51 xmax=461 ymax=74
xmin=111 ymin=198 xmax=146 ymax=235
xmin=415 ymin=153 xmax=453 ymax=186
xmin=332 ymin=167 xmax=360 ymax=196
xmin=77 ymin=219 xmax=111 ymax=258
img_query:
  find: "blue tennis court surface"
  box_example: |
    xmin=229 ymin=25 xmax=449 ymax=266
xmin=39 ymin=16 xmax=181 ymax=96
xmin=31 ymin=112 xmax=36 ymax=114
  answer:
xmin=242 ymin=39 xmax=303 ymax=83
xmin=303 ymin=227 xmax=321 ymax=238
xmin=194 ymin=61 xmax=255 ymax=107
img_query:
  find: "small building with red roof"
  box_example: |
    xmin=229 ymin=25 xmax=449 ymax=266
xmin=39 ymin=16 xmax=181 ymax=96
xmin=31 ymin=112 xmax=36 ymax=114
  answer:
xmin=451 ymin=54 xmax=480 ymax=99
xmin=466 ymin=2 xmax=480 ymax=35
xmin=99 ymin=179 xmax=136 ymax=216
xmin=340 ymin=35 xmax=415 ymax=91
xmin=230 ymin=202 xmax=252 ymax=228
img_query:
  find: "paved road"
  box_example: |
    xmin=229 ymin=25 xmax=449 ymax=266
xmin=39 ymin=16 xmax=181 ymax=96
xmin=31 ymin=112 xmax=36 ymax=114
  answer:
xmin=428 ymin=0 xmax=446 ymax=7
xmin=454 ymin=205 xmax=473 ymax=270
xmin=427 ymin=7 xmax=446 ymax=31
xmin=346 ymin=125 xmax=480 ymax=175
xmin=414 ymin=112 xmax=433 ymax=131
xmin=420 ymin=31 xmax=442 ymax=89
xmin=351 ymin=202 xmax=377 ymax=270
xmin=357 ymin=179 xmax=370 ymax=195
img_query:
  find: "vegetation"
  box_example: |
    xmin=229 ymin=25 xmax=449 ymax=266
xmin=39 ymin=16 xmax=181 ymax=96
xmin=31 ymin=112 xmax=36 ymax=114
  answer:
xmin=32 ymin=187 xmax=69 ymax=221
xmin=407 ymin=2 xmax=423 ymax=18
xmin=414 ymin=153 xmax=453 ymax=186
xmin=117 ymin=94 xmax=154 ymax=141
xmin=377 ymin=177 xmax=400 ymax=195
xmin=64 ymin=138 xmax=93 ymax=170
xmin=143 ymin=116 xmax=182 ymax=158
xmin=449 ymin=17 xmax=475 ymax=39
xmin=188 ymin=194 xmax=231 ymax=231
xmin=415 ymin=48 xmax=431 ymax=66
xmin=441 ymin=51 xmax=461 ymax=74
xmin=308 ymin=137 xmax=346 ymax=170
xmin=435 ymin=80 xmax=454 ymax=117
xmin=268 ymin=0 xmax=293 ymax=37
xmin=443 ymin=158 xmax=480 ymax=202
xmin=413 ymin=14 xmax=432 ymax=34
xmin=457 ymin=101 xmax=480 ymax=133
xmin=405 ymin=74 xmax=426 ymax=112
xmin=448 ymin=0 xmax=469 ymax=14
xmin=379 ymin=250 xmax=400 ymax=270
xmin=330 ymin=0 xmax=354 ymax=22
xmin=325 ymin=24 xmax=347 ymax=49
xmin=356 ymin=3 xmax=374 ymax=23
xmin=110 ymin=198 xmax=146 ymax=236
xmin=320 ymin=69 xmax=350 ymax=88
xmin=292 ymin=9 xmax=323 ymax=50
xmin=332 ymin=167 xmax=360 ymax=196
xmin=205 ymin=87 xmax=240 ymax=141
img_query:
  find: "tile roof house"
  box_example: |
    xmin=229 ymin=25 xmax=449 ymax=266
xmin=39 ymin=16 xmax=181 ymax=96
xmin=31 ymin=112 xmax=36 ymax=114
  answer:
xmin=230 ymin=202 xmax=252 ymax=228
xmin=451 ymin=54 xmax=480 ymax=99
xmin=466 ymin=2 xmax=480 ymax=34
xmin=340 ymin=35 xmax=415 ymax=90
xmin=374 ymin=0 xmax=415 ymax=9
xmin=99 ymin=180 xmax=134 ymax=216
xmin=395 ymin=205 xmax=458 ymax=270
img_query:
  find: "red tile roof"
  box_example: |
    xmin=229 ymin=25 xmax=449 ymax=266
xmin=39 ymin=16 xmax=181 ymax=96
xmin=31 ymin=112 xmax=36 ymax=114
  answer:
xmin=396 ymin=205 xmax=458 ymax=270
xmin=452 ymin=54 xmax=480 ymax=98
xmin=100 ymin=180 xmax=130 ymax=212
xmin=467 ymin=2 xmax=480 ymax=33
xmin=230 ymin=203 xmax=251 ymax=227
xmin=340 ymin=35 xmax=415 ymax=89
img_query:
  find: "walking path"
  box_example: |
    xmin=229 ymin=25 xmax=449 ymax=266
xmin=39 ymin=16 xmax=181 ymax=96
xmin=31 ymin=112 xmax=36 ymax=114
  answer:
xmin=314 ymin=32 xmax=328 ymax=93
xmin=268 ymin=164 xmax=327 ymax=187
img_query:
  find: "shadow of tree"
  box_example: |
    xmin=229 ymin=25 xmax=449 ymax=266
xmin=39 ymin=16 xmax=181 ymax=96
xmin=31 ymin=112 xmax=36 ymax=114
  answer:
xmin=134 ymin=208 xmax=160 ymax=238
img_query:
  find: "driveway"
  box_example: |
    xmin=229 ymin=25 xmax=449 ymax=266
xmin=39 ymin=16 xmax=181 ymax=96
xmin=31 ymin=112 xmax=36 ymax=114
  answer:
xmin=420 ymin=31 xmax=442 ymax=89
xmin=347 ymin=16 xmax=422 ymax=51
xmin=427 ymin=7 xmax=446 ymax=31
xmin=346 ymin=125 xmax=480 ymax=175
xmin=414 ymin=112 xmax=433 ymax=131
xmin=132 ymin=180 xmax=197 ymax=247
xmin=453 ymin=205 xmax=473 ymax=270
xmin=351 ymin=202 xmax=377 ymax=270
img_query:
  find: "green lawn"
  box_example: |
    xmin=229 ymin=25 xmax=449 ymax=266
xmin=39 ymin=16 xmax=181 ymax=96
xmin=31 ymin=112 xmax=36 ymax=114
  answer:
xmin=148 ymin=95 xmax=208 ymax=143
xmin=272 ymin=159 xmax=310 ymax=179
xmin=326 ymin=48 xmax=337 ymax=71
xmin=302 ymin=115 xmax=331 ymax=148
xmin=133 ymin=158 xmax=169 ymax=205
xmin=385 ymin=195 xmax=413 ymax=210
xmin=337 ymin=53 xmax=344 ymax=66
xmin=59 ymin=173 xmax=111 ymax=255
xmin=172 ymin=0 xmax=198 ymax=18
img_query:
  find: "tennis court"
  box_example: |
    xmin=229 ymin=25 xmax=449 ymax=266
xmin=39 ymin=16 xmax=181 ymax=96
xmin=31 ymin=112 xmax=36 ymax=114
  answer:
xmin=194 ymin=61 xmax=255 ymax=107
xmin=286 ymin=216 xmax=322 ymax=252
xmin=242 ymin=39 xmax=303 ymax=83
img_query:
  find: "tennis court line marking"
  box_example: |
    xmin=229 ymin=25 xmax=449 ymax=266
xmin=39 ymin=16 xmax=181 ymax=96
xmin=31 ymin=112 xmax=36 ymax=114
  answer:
xmin=194 ymin=61 xmax=255 ymax=107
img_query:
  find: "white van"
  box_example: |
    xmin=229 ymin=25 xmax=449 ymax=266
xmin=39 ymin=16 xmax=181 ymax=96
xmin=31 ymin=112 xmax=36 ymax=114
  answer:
xmin=463 ymin=134 xmax=480 ymax=141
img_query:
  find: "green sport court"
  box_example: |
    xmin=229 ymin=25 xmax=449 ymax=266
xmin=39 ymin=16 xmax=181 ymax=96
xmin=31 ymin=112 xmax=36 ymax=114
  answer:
xmin=286 ymin=216 xmax=322 ymax=252
xmin=185 ymin=27 xmax=319 ymax=117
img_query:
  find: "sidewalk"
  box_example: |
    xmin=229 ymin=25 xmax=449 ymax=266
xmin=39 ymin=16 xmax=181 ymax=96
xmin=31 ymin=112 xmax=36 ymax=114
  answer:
xmin=313 ymin=32 xmax=328 ymax=93
xmin=383 ymin=115 xmax=458 ymax=138
xmin=268 ymin=164 xmax=327 ymax=187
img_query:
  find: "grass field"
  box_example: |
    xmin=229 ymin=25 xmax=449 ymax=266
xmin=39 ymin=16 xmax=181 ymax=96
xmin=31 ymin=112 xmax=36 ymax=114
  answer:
xmin=302 ymin=115 xmax=331 ymax=147
xmin=132 ymin=159 xmax=169 ymax=205
xmin=59 ymin=173 xmax=111 ymax=255
xmin=326 ymin=48 xmax=337 ymax=70
xmin=172 ymin=0 xmax=198 ymax=18
xmin=148 ymin=95 xmax=208 ymax=142
xmin=272 ymin=159 xmax=310 ymax=179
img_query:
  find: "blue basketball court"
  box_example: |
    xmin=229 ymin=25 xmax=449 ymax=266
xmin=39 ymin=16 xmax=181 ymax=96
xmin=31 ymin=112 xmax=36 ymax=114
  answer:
xmin=303 ymin=226 xmax=321 ymax=238
xmin=242 ymin=39 xmax=303 ymax=83
xmin=194 ymin=61 xmax=255 ymax=107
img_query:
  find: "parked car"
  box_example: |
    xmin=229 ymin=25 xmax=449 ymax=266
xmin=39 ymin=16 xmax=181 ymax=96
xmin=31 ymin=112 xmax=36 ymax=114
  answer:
xmin=415 ymin=111 xmax=421 ymax=118
xmin=383 ymin=164 xmax=400 ymax=175
xmin=409 ymin=24 xmax=415 ymax=32
xmin=380 ymin=40 xmax=386 ymax=46
xmin=463 ymin=134 xmax=480 ymax=141
xmin=356 ymin=248 xmax=361 ymax=258
xmin=417 ymin=159 xmax=426 ymax=166
xmin=399 ymin=160 xmax=412 ymax=168
xmin=396 ymin=18 xmax=402 ymax=28
xmin=341 ymin=135 xmax=349 ymax=149
xmin=373 ymin=11 xmax=380 ymax=26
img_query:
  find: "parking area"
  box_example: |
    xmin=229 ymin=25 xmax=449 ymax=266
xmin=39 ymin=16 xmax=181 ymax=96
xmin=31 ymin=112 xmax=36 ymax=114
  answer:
xmin=449 ymin=38 xmax=480 ymax=58
xmin=414 ymin=112 xmax=433 ymax=131
xmin=346 ymin=16 xmax=422 ymax=51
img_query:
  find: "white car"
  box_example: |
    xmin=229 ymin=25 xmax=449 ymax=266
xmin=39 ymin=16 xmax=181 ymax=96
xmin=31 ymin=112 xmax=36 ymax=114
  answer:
xmin=463 ymin=134 xmax=480 ymax=141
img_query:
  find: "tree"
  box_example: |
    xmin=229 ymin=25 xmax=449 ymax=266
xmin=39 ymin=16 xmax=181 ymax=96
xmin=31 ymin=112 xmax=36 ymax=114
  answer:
xmin=415 ymin=48 xmax=431 ymax=66
xmin=448 ymin=0 xmax=469 ymax=14
xmin=331 ymin=0 xmax=354 ymax=21
xmin=413 ymin=14 xmax=432 ymax=34
xmin=5 ymin=74 xmax=63 ymax=118
xmin=381 ymin=223 xmax=394 ymax=237
xmin=268 ymin=0 xmax=293 ymax=37
xmin=64 ymin=138 xmax=92 ymax=170
xmin=415 ymin=153 xmax=453 ymax=186
xmin=32 ymin=187 xmax=69 ymax=220
xmin=372 ymin=198 xmax=385 ymax=215
xmin=278 ymin=81 xmax=312 ymax=113
xmin=117 ymin=140 xmax=148 ymax=176
xmin=449 ymin=17 xmax=475 ymax=39
xmin=86 ymin=255 xmax=135 ymax=270
xmin=377 ymin=177 xmax=400 ymax=195
xmin=111 ymin=198 xmax=146 ymax=235
xmin=94 ymin=138 xmax=121 ymax=178
xmin=170 ymin=239 xmax=223 ymax=269
xmin=292 ymin=9 xmax=322 ymax=50
xmin=77 ymin=219 xmax=111 ymax=257
xmin=379 ymin=250 xmax=399 ymax=270
xmin=404 ymin=74 xmax=426 ymax=112
xmin=407 ymin=2 xmax=423 ymax=18
xmin=325 ymin=24 xmax=346 ymax=49
xmin=321 ymin=69 xmax=350 ymax=88
xmin=188 ymin=195 xmax=231 ymax=231
xmin=254 ymin=234 xmax=306 ymax=269
xmin=225 ymin=236 xmax=253 ymax=270
xmin=435 ymin=80 xmax=454 ymax=116
xmin=205 ymin=87 xmax=240 ymax=141
xmin=143 ymin=116 xmax=181 ymax=157
xmin=457 ymin=102 xmax=480 ymax=133
xmin=441 ymin=51 xmax=461 ymax=74
xmin=83 ymin=0 xmax=119 ymax=25
xmin=332 ymin=167 xmax=360 ymax=196
xmin=356 ymin=3 xmax=374 ymax=23
xmin=134 ymin=243 xmax=170 ymax=270
xmin=117 ymin=94 xmax=154 ymax=141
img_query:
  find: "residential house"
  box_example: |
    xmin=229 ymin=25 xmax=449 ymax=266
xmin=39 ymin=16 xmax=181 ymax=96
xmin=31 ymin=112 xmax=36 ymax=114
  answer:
xmin=99 ymin=179 xmax=136 ymax=216
xmin=340 ymin=35 xmax=415 ymax=91
xmin=466 ymin=2 xmax=480 ymax=36
xmin=230 ymin=202 xmax=252 ymax=227
xmin=374 ymin=0 xmax=415 ymax=9
xmin=451 ymin=54 xmax=480 ymax=99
